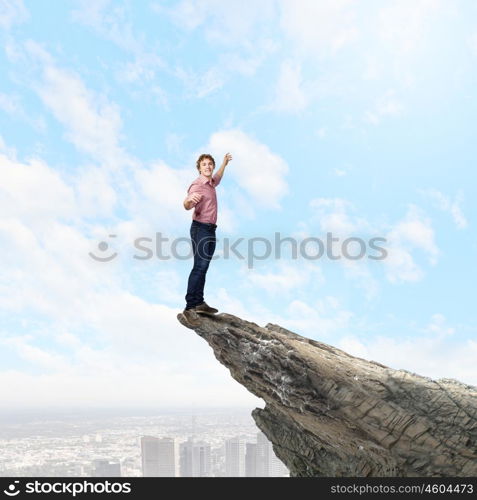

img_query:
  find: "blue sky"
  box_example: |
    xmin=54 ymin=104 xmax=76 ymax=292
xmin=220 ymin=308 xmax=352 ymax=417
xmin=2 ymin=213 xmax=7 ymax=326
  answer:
xmin=1 ymin=0 xmax=476 ymax=411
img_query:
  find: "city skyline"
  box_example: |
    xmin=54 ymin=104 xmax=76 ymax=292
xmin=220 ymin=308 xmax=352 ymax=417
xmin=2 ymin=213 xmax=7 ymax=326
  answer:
xmin=0 ymin=409 xmax=288 ymax=477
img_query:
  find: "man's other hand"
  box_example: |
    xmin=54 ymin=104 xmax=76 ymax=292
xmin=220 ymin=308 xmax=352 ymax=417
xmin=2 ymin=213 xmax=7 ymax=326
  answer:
xmin=184 ymin=192 xmax=202 ymax=210
xmin=189 ymin=193 xmax=202 ymax=205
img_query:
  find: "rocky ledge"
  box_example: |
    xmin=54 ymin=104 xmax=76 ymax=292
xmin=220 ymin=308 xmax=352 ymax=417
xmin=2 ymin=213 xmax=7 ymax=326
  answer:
xmin=177 ymin=312 xmax=477 ymax=477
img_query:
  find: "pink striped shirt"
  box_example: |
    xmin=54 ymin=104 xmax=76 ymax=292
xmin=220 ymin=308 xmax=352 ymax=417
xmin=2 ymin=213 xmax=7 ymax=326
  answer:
xmin=186 ymin=173 xmax=222 ymax=224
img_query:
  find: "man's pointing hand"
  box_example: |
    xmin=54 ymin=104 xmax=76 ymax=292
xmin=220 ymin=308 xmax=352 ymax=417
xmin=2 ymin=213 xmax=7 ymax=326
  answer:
xmin=223 ymin=152 xmax=232 ymax=165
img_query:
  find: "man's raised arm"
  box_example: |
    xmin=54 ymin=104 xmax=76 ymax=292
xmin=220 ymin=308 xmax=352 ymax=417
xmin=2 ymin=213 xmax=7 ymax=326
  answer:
xmin=214 ymin=152 xmax=232 ymax=181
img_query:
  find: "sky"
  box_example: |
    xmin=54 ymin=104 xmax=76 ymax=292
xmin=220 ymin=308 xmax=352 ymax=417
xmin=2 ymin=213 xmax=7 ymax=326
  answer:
xmin=1 ymin=0 xmax=476 ymax=412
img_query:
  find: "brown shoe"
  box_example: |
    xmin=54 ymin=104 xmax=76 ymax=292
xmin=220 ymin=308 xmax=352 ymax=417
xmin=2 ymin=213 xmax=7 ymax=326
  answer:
xmin=179 ymin=308 xmax=201 ymax=328
xmin=195 ymin=302 xmax=218 ymax=315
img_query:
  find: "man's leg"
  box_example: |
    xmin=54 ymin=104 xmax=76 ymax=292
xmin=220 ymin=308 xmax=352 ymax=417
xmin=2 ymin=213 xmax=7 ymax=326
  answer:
xmin=185 ymin=222 xmax=200 ymax=310
xmin=185 ymin=224 xmax=215 ymax=310
xmin=194 ymin=228 xmax=216 ymax=306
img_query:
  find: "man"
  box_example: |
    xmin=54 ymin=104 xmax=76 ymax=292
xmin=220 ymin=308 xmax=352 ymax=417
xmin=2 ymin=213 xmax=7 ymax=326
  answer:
xmin=180 ymin=152 xmax=232 ymax=328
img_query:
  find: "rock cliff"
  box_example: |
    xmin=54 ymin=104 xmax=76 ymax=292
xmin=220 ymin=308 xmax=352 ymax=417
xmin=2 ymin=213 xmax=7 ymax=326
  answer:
xmin=177 ymin=312 xmax=477 ymax=477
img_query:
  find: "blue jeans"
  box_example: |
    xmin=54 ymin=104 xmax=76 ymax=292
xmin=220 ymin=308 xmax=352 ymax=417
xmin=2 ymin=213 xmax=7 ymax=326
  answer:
xmin=185 ymin=220 xmax=217 ymax=310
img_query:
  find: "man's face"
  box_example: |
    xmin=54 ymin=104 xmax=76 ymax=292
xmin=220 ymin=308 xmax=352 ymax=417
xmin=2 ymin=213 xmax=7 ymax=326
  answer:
xmin=200 ymin=159 xmax=214 ymax=176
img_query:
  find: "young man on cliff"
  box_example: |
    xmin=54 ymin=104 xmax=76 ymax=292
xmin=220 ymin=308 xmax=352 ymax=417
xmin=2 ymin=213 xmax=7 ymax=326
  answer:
xmin=180 ymin=152 xmax=232 ymax=328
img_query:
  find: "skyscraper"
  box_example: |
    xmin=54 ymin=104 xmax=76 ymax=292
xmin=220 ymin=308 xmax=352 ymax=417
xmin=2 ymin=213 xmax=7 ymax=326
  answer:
xmin=256 ymin=431 xmax=269 ymax=477
xmin=180 ymin=437 xmax=211 ymax=477
xmin=256 ymin=432 xmax=289 ymax=477
xmin=245 ymin=442 xmax=257 ymax=477
xmin=195 ymin=440 xmax=211 ymax=477
xmin=141 ymin=436 xmax=179 ymax=477
xmin=269 ymin=448 xmax=289 ymax=477
xmin=92 ymin=459 xmax=121 ymax=477
xmin=225 ymin=436 xmax=246 ymax=477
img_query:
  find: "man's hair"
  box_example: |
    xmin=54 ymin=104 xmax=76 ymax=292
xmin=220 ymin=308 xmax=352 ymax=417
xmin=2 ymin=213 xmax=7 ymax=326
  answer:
xmin=196 ymin=153 xmax=215 ymax=172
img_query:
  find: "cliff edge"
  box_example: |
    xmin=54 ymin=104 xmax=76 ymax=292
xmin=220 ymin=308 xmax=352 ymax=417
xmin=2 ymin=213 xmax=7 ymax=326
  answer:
xmin=177 ymin=312 xmax=477 ymax=477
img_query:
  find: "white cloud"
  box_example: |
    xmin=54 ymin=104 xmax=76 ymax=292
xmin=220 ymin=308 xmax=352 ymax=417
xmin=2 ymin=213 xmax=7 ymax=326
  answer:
xmin=155 ymin=0 xmax=206 ymax=30
xmin=174 ymin=38 xmax=278 ymax=98
xmin=342 ymin=258 xmax=380 ymax=301
xmin=0 ymin=202 xmax=254 ymax=409
xmin=129 ymin=159 xmax=202 ymax=235
xmin=375 ymin=0 xmax=448 ymax=88
xmin=389 ymin=209 xmax=437 ymax=255
xmin=1 ymin=335 xmax=70 ymax=372
xmin=245 ymin=261 xmax=324 ymax=294
xmin=0 ymin=145 xmax=118 ymax=321
xmin=75 ymin=165 xmax=118 ymax=218
xmin=0 ymin=92 xmax=45 ymax=130
xmin=305 ymin=198 xmax=439 ymax=288
xmin=378 ymin=0 xmax=444 ymax=55
xmin=135 ymin=161 xmax=190 ymax=216
xmin=309 ymin=197 xmax=371 ymax=236
xmin=156 ymin=0 xmax=278 ymax=97
xmin=221 ymin=292 xmax=355 ymax=341
xmin=421 ymin=313 xmax=455 ymax=338
xmin=176 ymin=66 xmax=225 ymax=98
xmin=217 ymin=42 xmax=277 ymax=77
xmin=203 ymin=287 xmax=251 ymax=320
xmin=383 ymin=205 xmax=439 ymax=283
xmin=72 ymin=0 xmax=142 ymax=53
xmin=419 ymin=188 xmax=468 ymax=229
xmin=338 ymin=314 xmax=477 ymax=386
xmin=0 ymin=91 xmax=20 ymax=115
xmin=0 ymin=334 xmax=260 ymax=409
xmin=468 ymin=32 xmax=477 ymax=57
xmin=382 ymin=245 xmax=424 ymax=283
xmin=204 ymin=129 xmax=289 ymax=210
xmin=364 ymin=89 xmax=404 ymax=125
xmin=0 ymin=152 xmax=76 ymax=222
xmin=362 ymin=55 xmax=380 ymax=81
xmin=279 ymin=296 xmax=354 ymax=338
xmin=118 ymin=58 xmax=155 ymax=83
xmin=315 ymin=127 xmax=327 ymax=139
xmin=72 ymin=0 xmax=168 ymax=106
xmin=165 ymin=133 xmax=186 ymax=156
xmin=0 ymin=131 xmax=264 ymax=409
xmin=24 ymin=41 xmax=134 ymax=170
xmin=163 ymin=0 xmax=277 ymax=48
xmin=305 ymin=197 xmax=380 ymax=297
xmin=0 ymin=0 xmax=28 ymax=29
xmin=269 ymin=59 xmax=307 ymax=113
xmin=0 ymin=134 xmax=17 ymax=160
xmin=279 ymin=0 xmax=358 ymax=58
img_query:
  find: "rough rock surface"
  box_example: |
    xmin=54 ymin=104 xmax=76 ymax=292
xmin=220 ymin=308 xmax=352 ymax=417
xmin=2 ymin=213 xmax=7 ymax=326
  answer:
xmin=177 ymin=311 xmax=477 ymax=477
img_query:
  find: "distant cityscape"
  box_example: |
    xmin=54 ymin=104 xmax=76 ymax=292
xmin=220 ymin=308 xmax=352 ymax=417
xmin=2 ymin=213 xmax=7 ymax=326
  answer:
xmin=0 ymin=409 xmax=289 ymax=477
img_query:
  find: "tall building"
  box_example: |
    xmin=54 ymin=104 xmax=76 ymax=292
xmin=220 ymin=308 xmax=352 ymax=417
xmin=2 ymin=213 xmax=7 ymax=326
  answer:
xmin=195 ymin=440 xmax=211 ymax=477
xmin=245 ymin=443 xmax=257 ymax=477
xmin=256 ymin=431 xmax=269 ymax=477
xmin=92 ymin=459 xmax=121 ymax=477
xmin=210 ymin=446 xmax=225 ymax=477
xmin=269 ymin=449 xmax=289 ymax=477
xmin=180 ymin=437 xmax=211 ymax=477
xmin=225 ymin=436 xmax=246 ymax=477
xmin=256 ymin=432 xmax=289 ymax=477
xmin=141 ymin=436 xmax=179 ymax=477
